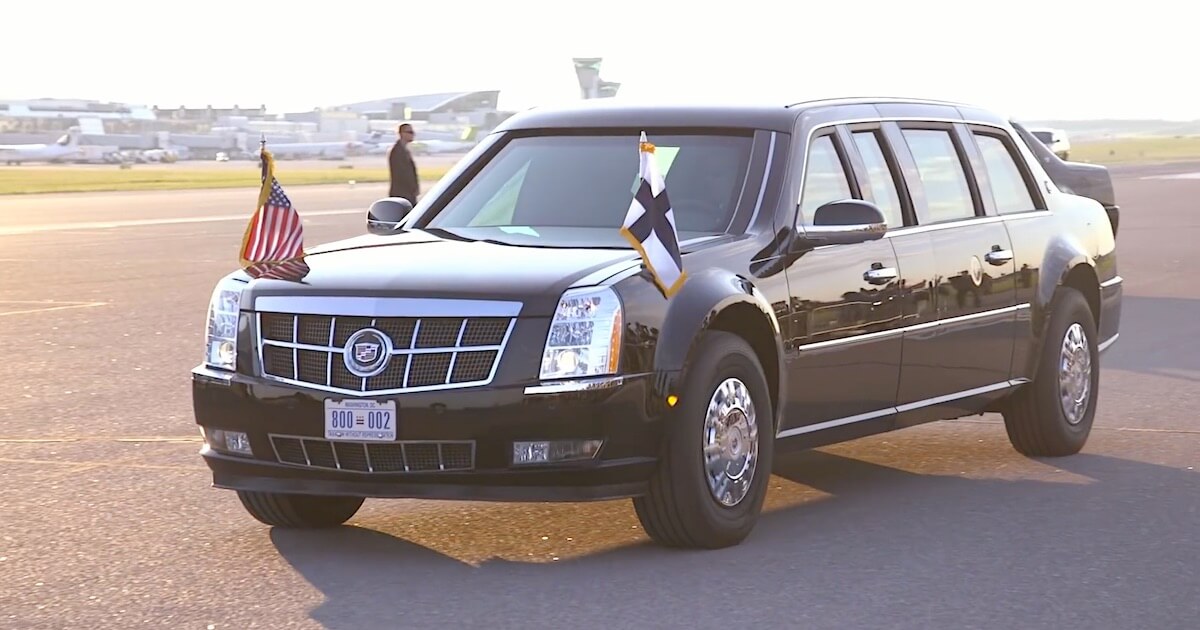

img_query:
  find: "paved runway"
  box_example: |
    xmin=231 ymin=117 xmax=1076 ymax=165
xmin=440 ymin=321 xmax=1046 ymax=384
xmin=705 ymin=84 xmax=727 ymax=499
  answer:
xmin=0 ymin=162 xmax=1197 ymax=629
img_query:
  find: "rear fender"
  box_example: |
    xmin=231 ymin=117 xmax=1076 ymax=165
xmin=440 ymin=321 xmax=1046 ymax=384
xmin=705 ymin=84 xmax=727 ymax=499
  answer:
xmin=1025 ymin=234 xmax=1097 ymax=383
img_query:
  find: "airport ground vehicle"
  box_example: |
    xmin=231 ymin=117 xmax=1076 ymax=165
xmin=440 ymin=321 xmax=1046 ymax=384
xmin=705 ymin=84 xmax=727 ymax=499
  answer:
xmin=192 ymin=96 xmax=1123 ymax=549
xmin=1025 ymin=126 xmax=1071 ymax=160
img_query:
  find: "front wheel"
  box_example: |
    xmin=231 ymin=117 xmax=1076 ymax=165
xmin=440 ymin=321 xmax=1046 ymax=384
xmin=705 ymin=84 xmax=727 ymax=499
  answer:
xmin=236 ymin=490 xmax=364 ymax=528
xmin=633 ymin=331 xmax=775 ymax=549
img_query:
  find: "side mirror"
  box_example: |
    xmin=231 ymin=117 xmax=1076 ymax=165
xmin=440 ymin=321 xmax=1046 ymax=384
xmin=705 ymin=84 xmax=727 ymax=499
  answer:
xmin=797 ymin=199 xmax=888 ymax=246
xmin=366 ymin=197 xmax=413 ymax=234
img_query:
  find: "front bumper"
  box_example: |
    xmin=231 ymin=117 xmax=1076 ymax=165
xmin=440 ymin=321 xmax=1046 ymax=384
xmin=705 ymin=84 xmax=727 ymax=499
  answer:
xmin=192 ymin=366 xmax=669 ymax=502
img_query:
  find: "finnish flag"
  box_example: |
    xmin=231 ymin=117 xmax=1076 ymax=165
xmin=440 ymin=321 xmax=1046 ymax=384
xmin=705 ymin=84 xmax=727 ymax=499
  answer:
xmin=620 ymin=131 xmax=687 ymax=297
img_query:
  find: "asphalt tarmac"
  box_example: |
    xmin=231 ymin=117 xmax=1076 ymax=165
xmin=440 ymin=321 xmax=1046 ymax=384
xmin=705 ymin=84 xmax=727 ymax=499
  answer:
xmin=0 ymin=162 xmax=1196 ymax=629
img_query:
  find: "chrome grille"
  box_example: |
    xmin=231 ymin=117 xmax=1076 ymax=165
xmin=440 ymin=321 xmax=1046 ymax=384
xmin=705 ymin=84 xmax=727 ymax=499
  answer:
xmin=269 ymin=434 xmax=475 ymax=473
xmin=255 ymin=308 xmax=515 ymax=395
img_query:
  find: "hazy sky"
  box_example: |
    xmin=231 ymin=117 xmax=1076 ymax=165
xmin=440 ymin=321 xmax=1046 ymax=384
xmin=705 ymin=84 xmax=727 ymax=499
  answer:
xmin=5 ymin=0 xmax=1188 ymax=121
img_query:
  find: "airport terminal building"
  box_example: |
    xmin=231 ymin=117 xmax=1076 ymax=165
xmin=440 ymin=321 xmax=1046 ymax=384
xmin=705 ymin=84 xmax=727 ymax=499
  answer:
xmin=322 ymin=91 xmax=505 ymax=126
xmin=0 ymin=91 xmax=511 ymax=161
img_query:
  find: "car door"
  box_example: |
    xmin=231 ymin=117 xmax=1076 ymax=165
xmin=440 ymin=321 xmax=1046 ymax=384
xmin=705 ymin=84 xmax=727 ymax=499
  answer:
xmin=885 ymin=122 xmax=1019 ymax=425
xmin=849 ymin=123 xmax=940 ymax=420
xmin=777 ymin=127 xmax=906 ymax=439
xmin=966 ymin=123 xmax=1055 ymax=377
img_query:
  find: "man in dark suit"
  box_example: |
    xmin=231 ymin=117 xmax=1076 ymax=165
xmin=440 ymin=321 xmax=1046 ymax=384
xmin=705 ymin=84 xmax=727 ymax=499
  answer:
xmin=387 ymin=123 xmax=419 ymax=204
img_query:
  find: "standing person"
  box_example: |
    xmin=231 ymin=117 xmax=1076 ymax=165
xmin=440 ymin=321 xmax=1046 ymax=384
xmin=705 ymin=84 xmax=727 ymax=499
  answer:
xmin=387 ymin=123 xmax=419 ymax=205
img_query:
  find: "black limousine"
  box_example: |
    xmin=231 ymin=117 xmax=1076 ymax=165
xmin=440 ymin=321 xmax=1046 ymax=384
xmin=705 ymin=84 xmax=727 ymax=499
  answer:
xmin=193 ymin=96 xmax=1123 ymax=549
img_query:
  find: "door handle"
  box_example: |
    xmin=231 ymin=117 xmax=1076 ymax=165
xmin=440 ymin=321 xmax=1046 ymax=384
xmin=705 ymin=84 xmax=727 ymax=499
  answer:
xmin=864 ymin=266 xmax=898 ymax=285
xmin=985 ymin=248 xmax=1014 ymax=266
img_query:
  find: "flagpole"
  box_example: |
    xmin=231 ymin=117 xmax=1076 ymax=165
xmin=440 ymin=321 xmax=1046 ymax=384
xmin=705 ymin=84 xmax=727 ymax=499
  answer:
xmin=238 ymin=131 xmax=307 ymax=279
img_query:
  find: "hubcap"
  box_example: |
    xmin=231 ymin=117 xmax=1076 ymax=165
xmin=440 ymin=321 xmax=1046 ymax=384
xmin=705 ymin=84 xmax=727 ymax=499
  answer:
xmin=702 ymin=377 xmax=758 ymax=507
xmin=1058 ymin=322 xmax=1093 ymax=425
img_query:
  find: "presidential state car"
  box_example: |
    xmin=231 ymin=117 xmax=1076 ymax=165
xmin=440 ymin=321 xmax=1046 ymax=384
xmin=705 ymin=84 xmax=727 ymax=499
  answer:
xmin=192 ymin=96 xmax=1123 ymax=549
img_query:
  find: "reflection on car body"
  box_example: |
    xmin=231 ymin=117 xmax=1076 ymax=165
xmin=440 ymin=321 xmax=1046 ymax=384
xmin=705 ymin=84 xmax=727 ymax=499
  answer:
xmin=192 ymin=96 xmax=1123 ymax=549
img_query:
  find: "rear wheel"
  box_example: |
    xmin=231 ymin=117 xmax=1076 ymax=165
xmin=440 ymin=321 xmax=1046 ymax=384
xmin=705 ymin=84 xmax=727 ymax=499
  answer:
xmin=1002 ymin=287 xmax=1099 ymax=456
xmin=633 ymin=331 xmax=774 ymax=549
xmin=236 ymin=490 xmax=364 ymax=528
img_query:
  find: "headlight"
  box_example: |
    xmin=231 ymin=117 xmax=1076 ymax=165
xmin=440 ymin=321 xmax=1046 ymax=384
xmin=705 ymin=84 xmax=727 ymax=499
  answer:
xmin=539 ymin=286 xmax=623 ymax=380
xmin=204 ymin=277 xmax=244 ymax=371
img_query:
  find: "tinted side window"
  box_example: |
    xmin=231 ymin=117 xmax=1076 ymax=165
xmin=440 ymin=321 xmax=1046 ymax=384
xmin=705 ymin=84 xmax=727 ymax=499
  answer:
xmin=974 ymin=133 xmax=1037 ymax=215
xmin=901 ymin=128 xmax=976 ymax=224
xmin=851 ymin=131 xmax=904 ymax=228
xmin=798 ymin=135 xmax=852 ymax=225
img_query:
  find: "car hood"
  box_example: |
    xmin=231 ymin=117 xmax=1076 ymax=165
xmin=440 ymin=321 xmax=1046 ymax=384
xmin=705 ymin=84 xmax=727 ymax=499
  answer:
xmin=236 ymin=226 xmax=661 ymax=318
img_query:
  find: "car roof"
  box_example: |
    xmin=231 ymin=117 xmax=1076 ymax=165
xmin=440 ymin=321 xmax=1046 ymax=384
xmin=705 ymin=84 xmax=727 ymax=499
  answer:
xmin=493 ymin=96 xmax=1010 ymax=134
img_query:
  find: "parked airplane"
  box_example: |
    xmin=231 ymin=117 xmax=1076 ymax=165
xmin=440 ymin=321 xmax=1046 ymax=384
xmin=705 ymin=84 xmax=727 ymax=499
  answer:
xmin=265 ymin=140 xmax=367 ymax=160
xmin=140 ymin=131 xmax=190 ymax=163
xmin=0 ymin=128 xmax=84 ymax=164
xmin=363 ymin=125 xmax=480 ymax=155
xmin=409 ymin=130 xmax=479 ymax=155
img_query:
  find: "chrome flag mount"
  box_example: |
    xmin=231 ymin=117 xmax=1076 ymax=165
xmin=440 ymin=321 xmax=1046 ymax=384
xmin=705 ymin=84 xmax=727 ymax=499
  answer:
xmin=238 ymin=140 xmax=310 ymax=282
xmin=619 ymin=131 xmax=687 ymax=298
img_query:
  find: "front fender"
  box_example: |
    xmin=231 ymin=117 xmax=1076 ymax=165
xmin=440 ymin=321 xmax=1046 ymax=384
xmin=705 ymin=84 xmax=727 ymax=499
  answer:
xmin=652 ymin=269 xmax=782 ymax=374
xmin=611 ymin=265 xmax=786 ymax=427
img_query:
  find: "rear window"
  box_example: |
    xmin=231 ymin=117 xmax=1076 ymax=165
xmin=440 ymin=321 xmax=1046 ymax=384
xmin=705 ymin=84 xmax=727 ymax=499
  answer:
xmin=425 ymin=132 xmax=755 ymax=239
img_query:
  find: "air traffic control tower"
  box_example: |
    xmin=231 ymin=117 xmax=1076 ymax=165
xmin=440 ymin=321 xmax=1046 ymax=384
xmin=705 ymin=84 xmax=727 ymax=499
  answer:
xmin=572 ymin=58 xmax=621 ymax=99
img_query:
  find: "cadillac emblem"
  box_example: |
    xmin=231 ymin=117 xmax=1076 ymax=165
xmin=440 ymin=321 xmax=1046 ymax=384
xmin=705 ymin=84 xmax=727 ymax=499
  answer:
xmin=969 ymin=255 xmax=984 ymax=287
xmin=343 ymin=328 xmax=392 ymax=377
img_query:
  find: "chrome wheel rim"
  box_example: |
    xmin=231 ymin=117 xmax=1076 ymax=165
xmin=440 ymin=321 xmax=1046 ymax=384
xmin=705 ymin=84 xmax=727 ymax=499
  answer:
xmin=1058 ymin=322 xmax=1092 ymax=425
xmin=703 ymin=377 xmax=758 ymax=507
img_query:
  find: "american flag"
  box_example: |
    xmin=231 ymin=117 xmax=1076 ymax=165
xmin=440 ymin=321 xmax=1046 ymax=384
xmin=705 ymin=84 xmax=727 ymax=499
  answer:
xmin=242 ymin=258 xmax=311 ymax=282
xmin=239 ymin=145 xmax=306 ymax=275
xmin=619 ymin=131 xmax=687 ymax=297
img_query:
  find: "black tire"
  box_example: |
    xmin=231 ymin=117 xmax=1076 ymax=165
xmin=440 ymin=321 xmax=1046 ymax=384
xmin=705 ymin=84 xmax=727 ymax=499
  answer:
xmin=632 ymin=330 xmax=775 ymax=549
xmin=1002 ymin=287 xmax=1099 ymax=457
xmin=236 ymin=490 xmax=364 ymax=528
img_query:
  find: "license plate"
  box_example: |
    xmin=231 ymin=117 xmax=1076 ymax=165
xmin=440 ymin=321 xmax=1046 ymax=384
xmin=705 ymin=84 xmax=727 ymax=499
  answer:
xmin=324 ymin=399 xmax=397 ymax=442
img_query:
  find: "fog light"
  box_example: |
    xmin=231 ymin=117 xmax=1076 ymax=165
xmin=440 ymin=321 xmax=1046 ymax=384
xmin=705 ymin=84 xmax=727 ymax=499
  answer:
xmin=224 ymin=431 xmax=251 ymax=455
xmin=204 ymin=428 xmax=252 ymax=456
xmin=216 ymin=340 xmax=236 ymax=366
xmin=513 ymin=439 xmax=603 ymax=465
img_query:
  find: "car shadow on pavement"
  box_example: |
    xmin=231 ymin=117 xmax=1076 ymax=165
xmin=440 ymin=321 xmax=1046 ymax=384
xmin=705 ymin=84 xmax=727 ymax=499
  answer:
xmin=268 ymin=448 xmax=1199 ymax=629
xmin=1102 ymin=295 xmax=1200 ymax=383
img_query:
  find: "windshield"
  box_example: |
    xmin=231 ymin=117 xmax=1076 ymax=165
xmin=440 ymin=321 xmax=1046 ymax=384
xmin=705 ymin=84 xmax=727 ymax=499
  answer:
xmin=424 ymin=132 xmax=755 ymax=241
xmin=1031 ymin=131 xmax=1054 ymax=143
